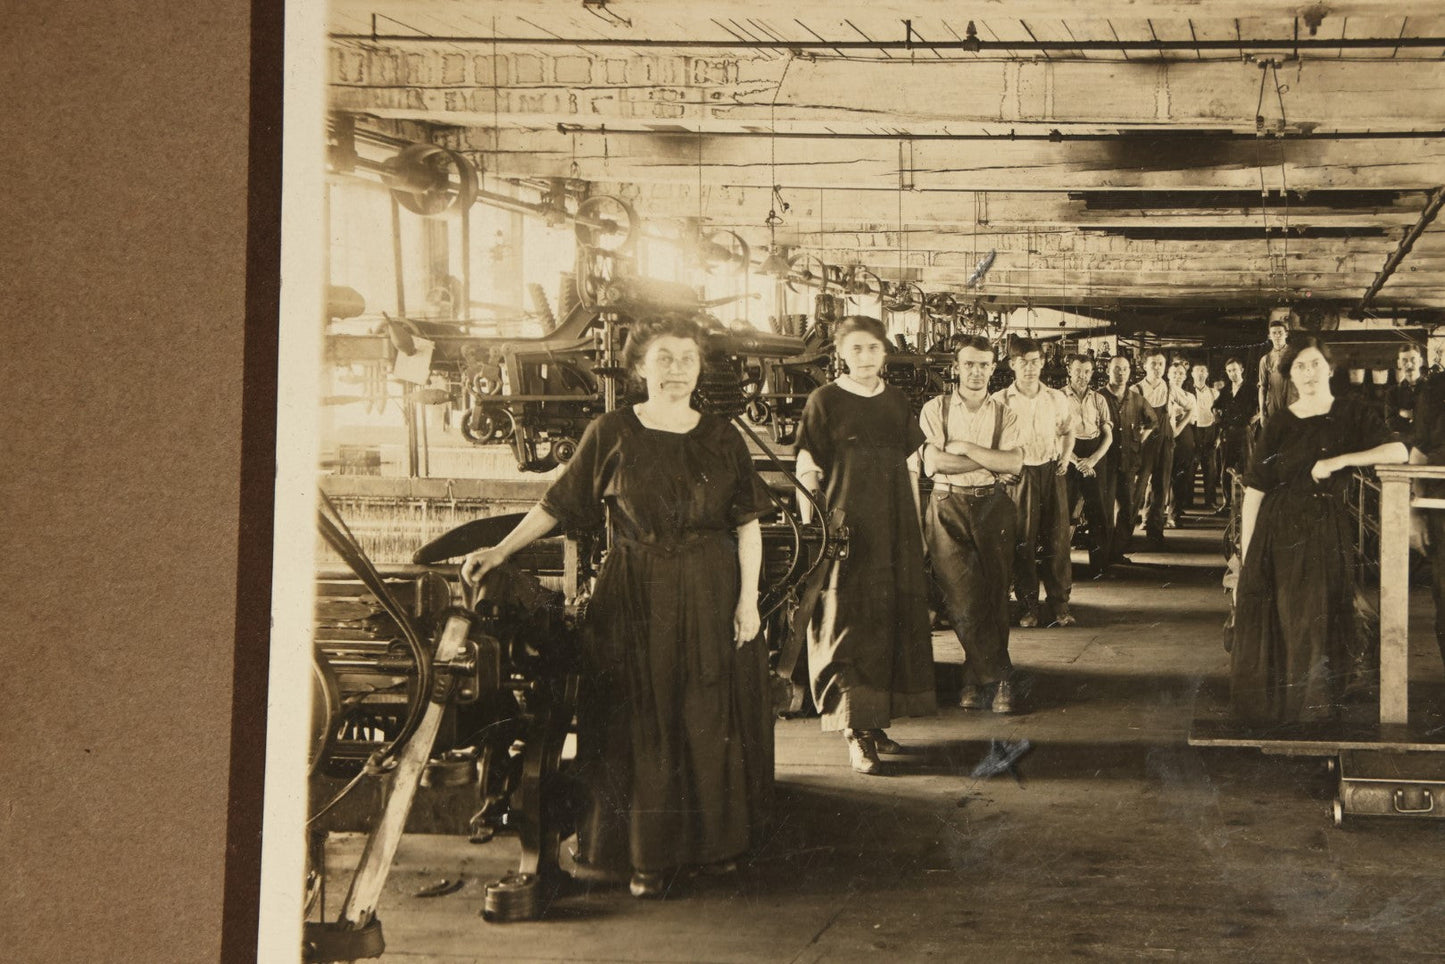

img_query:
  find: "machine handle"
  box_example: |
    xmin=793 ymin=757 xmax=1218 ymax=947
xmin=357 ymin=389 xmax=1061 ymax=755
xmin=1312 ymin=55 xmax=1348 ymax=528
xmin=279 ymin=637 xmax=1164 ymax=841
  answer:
xmin=1392 ymin=788 xmax=1436 ymax=814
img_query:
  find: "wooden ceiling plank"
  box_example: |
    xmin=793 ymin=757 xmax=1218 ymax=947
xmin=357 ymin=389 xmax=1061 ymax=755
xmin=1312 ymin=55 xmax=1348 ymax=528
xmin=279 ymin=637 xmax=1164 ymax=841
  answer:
xmin=603 ymin=181 xmax=1430 ymax=226
xmin=437 ymin=128 xmax=1445 ymax=192
xmin=332 ymin=1 xmax=1445 ymax=31
xmin=331 ymin=47 xmax=1445 ymax=135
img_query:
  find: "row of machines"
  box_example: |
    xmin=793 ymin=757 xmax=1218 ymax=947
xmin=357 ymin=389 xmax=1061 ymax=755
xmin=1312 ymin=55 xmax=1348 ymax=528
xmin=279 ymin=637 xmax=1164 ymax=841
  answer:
xmin=310 ymin=262 xmax=848 ymax=962
xmin=304 ymin=129 xmax=1021 ymax=960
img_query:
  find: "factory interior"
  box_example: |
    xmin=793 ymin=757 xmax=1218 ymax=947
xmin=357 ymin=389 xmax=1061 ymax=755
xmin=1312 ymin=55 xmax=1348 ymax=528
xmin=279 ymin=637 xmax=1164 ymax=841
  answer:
xmin=299 ymin=2 xmax=1445 ymax=960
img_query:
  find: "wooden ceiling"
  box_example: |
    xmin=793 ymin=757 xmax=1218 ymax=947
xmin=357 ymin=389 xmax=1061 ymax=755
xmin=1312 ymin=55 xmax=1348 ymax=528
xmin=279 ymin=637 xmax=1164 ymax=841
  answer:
xmin=327 ymin=0 xmax=1445 ymax=319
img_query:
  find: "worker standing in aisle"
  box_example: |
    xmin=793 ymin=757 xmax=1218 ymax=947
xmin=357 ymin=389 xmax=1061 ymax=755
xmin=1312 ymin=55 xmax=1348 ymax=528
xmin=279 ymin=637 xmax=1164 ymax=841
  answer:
xmin=1102 ymin=354 xmax=1159 ymax=564
xmin=995 ymin=337 xmax=1076 ymax=627
xmin=1258 ymin=316 xmax=1295 ymax=428
xmin=920 ymin=336 xmax=1024 ymax=713
xmin=1063 ymin=353 xmax=1115 ymax=576
xmin=794 ymin=315 xmax=937 ymax=774
xmin=1134 ymin=348 xmax=1173 ymax=550
xmin=1190 ymin=361 xmax=1221 ymax=511
xmin=1214 ymin=357 xmax=1256 ymax=513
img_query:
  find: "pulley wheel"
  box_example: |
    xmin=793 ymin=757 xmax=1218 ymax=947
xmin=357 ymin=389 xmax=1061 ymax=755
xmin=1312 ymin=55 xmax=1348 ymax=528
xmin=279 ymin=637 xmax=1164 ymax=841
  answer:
xmin=574 ymin=195 xmax=637 ymax=252
xmin=382 ymin=144 xmax=478 ymax=218
xmin=703 ymin=229 xmax=750 ymax=275
xmin=309 ymin=658 xmax=341 ymax=777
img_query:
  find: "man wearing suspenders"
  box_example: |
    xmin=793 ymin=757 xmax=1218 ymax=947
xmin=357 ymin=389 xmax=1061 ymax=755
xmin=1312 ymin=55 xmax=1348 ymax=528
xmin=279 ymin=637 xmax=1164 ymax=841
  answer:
xmin=1063 ymin=353 xmax=1115 ymax=576
xmin=919 ymin=337 xmax=1025 ymax=713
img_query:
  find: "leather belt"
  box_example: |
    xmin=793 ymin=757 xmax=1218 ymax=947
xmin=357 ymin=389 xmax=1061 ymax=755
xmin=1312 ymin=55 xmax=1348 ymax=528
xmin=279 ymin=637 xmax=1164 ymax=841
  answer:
xmin=933 ymin=481 xmax=1003 ymax=497
xmin=612 ymin=531 xmax=730 ymax=557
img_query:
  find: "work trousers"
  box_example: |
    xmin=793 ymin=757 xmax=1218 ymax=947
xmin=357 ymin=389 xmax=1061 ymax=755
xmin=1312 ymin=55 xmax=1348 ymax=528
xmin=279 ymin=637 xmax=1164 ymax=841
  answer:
xmin=1169 ymin=424 xmax=1197 ymax=516
xmin=1220 ymin=426 xmax=1250 ymax=505
xmin=1135 ymin=426 xmax=1175 ymax=541
xmin=1009 ymin=460 xmax=1072 ymax=607
xmin=926 ymin=487 xmax=1016 ymax=687
xmin=1194 ymin=424 xmax=1219 ymax=505
xmin=1111 ymin=452 xmax=1138 ymax=561
xmin=1069 ymin=436 xmax=1114 ymax=571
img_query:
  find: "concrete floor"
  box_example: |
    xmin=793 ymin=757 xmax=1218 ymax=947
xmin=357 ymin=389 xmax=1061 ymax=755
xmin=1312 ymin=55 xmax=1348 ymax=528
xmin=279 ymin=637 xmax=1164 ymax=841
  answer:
xmin=322 ymin=516 xmax=1445 ymax=963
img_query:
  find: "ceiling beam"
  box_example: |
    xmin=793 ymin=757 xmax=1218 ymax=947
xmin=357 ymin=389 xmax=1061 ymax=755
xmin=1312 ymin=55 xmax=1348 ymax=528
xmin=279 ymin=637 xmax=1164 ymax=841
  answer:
xmin=329 ymin=0 xmax=1445 ymax=28
xmin=332 ymin=32 xmax=1445 ymax=52
xmin=600 ymin=181 xmax=1429 ymax=231
xmin=442 ymin=128 xmax=1445 ymax=191
xmin=332 ymin=48 xmax=1445 ymax=134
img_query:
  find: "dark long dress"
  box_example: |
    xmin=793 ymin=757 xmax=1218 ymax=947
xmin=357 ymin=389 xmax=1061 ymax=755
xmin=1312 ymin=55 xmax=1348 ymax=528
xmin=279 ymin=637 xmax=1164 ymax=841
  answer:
xmin=795 ymin=382 xmax=936 ymax=731
xmin=540 ymin=407 xmax=776 ymax=874
xmin=1231 ymin=398 xmax=1394 ymax=725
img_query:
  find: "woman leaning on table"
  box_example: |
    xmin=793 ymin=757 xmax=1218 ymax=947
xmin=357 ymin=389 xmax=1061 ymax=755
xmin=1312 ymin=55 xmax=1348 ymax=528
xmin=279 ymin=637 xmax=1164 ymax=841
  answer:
xmin=1231 ymin=333 xmax=1407 ymax=725
xmin=462 ymin=316 xmax=776 ymax=899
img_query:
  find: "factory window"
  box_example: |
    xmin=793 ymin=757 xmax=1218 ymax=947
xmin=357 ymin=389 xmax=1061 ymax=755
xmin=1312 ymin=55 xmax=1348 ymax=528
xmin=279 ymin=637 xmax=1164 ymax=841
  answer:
xmin=327 ymin=179 xmax=430 ymax=321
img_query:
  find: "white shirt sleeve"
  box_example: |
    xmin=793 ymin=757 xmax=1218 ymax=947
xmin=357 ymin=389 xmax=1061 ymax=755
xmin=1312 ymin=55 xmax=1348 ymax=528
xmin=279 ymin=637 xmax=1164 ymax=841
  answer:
xmin=795 ymin=447 xmax=822 ymax=481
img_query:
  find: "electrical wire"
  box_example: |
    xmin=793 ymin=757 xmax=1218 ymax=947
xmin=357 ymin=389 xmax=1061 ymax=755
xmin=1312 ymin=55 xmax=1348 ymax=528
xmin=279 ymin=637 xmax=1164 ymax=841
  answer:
xmin=1272 ymin=61 xmax=1292 ymax=295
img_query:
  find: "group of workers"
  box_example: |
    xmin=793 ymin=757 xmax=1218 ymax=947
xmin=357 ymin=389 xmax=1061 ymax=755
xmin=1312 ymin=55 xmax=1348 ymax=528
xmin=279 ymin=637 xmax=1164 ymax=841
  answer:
xmin=456 ymin=310 xmax=1439 ymax=901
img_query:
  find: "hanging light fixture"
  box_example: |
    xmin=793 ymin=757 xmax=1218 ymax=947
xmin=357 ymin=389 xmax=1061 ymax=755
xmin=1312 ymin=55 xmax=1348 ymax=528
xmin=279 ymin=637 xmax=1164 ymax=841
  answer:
xmin=759 ymin=186 xmax=791 ymax=276
xmin=758 ymin=59 xmax=793 ymax=278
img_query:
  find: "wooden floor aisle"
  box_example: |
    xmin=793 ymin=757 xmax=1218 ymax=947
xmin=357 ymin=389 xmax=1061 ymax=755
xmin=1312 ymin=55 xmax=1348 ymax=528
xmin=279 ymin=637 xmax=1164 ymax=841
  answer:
xmin=322 ymin=514 xmax=1445 ymax=963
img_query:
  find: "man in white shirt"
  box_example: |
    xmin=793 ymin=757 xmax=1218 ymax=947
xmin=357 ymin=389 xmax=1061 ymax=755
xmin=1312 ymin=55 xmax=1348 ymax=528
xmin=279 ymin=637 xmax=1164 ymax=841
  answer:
xmin=994 ymin=338 xmax=1076 ymax=627
xmin=1190 ymin=361 xmax=1221 ymax=510
xmin=1133 ymin=348 xmax=1174 ymax=549
xmin=1164 ymin=357 xmax=1198 ymax=525
xmin=920 ymin=336 xmax=1025 ymax=712
xmin=1063 ymin=353 xmax=1114 ymax=576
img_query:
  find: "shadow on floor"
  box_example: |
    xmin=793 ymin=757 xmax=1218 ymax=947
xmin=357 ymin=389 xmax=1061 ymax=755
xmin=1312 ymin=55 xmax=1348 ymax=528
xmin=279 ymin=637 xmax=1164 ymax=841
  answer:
xmin=932 ymin=662 xmax=1219 ymax=714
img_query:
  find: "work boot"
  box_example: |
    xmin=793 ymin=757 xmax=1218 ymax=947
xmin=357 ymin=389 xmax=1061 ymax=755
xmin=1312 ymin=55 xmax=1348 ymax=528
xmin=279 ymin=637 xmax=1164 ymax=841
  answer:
xmin=992 ymin=680 xmax=1017 ymax=715
xmin=869 ymin=729 xmax=904 ymax=754
xmin=844 ymin=729 xmax=882 ymax=775
xmin=629 ymin=872 xmax=667 ymax=898
xmin=1019 ymin=605 xmax=1042 ymax=629
xmin=1053 ymin=604 xmax=1076 ymax=627
xmin=958 ymin=685 xmax=988 ymax=710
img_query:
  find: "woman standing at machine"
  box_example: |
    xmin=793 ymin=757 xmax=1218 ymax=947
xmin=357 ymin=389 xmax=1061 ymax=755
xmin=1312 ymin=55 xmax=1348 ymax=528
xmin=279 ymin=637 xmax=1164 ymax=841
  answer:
xmin=461 ymin=317 xmax=776 ymax=899
xmin=794 ymin=315 xmax=935 ymax=774
xmin=1232 ymin=334 xmax=1407 ymax=724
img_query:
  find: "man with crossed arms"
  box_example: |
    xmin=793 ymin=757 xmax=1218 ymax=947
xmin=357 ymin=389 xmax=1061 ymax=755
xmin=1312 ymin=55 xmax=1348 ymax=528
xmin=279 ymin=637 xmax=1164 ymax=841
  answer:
xmin=995 ymin=337 xmax=1076 ymax=629
xmin=920 ymin=336 xmax=1025 ymax=713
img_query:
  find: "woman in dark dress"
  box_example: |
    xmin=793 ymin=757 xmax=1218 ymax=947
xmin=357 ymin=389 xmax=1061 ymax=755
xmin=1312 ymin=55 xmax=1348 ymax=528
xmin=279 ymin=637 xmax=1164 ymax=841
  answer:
xmin=1232 ymin=334 xmax=1407 ymax=725
xmin=462 ymin=317 xmax=776 ymax=898
xmin=795 ymin=315 xmax=936 ymax=774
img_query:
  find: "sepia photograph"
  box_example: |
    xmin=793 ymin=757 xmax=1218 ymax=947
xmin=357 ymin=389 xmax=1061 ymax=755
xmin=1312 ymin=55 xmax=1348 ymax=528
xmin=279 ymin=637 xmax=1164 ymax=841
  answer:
xmin=259 ymin=2 xmax=1445 ymax=960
